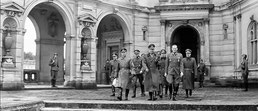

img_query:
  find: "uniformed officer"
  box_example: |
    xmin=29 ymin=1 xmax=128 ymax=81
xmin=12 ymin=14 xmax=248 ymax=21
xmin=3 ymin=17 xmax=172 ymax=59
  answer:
xmin=49 ymin=53 xmax=59 ymax=88
xmin=142 ymin=44 xmax=160 ymax=101
xmin=240 ymin=54 xmax=249 ymax=91
xmin=109 ymin=53 xmax=119 ymax=96
xmin=117 ymin=48 xmax=131 ymax=100
xmin=157 ymin=49 xmax=168 ymax=98
xmin=197 ymin=59 xmax=206 ymax=88
xmin=181 ymin=49 xmax=197 ymax=98
xmin=130 ymin=50 xmax=146 ymax=98
xmin=165 ymin=44 xmax=183 ymax=101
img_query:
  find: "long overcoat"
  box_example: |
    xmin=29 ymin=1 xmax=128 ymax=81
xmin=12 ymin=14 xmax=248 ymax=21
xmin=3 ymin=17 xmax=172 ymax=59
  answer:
xmin=117 ymin=57 xmax=131 ymax=89
xmin=143 ymin=53 xmax=160 ymax=92
xmin=181 ymin=57 xmax=197 ymax=90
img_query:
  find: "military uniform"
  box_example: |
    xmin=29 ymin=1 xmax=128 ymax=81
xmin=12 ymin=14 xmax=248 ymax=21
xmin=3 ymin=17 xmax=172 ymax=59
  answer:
xmin=181 ymin=57 xmax=197 ymax=90
xmin=143 ymin=53 xmax=160 ymax=100
xmin=104 ymin=61 xmax=111 ymax=84
xmin=130 ymin=56 xmax=146 ymax=97
xmin=109 ymin=59 xmax=119 ymax=96
xmin=157 ymin=56 xmax=167 ymax=97
xmin=49 ymin=56 xmax=59 ymax=87
xmin=117 ymin=57 xmax=131 ymax=100
xmin=197 ymin=62 xmax=206 ymax=88
xmin=241 ymin=59 xmax=249 ymax=91
xmin=165 ymin=52 xmax=183 ymax=100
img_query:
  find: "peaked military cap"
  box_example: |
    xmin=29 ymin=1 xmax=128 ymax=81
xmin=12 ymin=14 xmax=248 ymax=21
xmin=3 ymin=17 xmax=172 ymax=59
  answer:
xmin=134 ymin=49 xmax=140 ymax=52
xmin=120 ymin=48 xmax=127 ymax=52
xmin=148 ymin=44 xmax=155 ymax=48
xmin=185 ymin=49 xmax=192 ymax=53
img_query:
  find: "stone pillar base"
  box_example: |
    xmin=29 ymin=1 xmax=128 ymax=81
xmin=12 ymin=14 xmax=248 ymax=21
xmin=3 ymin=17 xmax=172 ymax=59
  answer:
xmin=74 ymin=70 xmax=97 ymax=89
xmin=1 ymin=68 xmax=24 ymax=90
xmin=64 ymin=80 xmax=76 ymax=87
xmin=75 ymin=80 xmax=97 ymax=89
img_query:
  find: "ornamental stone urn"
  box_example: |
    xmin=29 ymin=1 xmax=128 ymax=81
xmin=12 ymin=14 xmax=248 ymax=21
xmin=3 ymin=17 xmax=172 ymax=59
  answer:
xmin=4 ymin=31 xmax=13 ymax=56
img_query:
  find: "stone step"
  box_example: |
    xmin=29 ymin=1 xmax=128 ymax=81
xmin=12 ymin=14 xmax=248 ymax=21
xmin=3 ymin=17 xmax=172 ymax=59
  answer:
xmin=41 ymin=107 xmax=182 ymax=111
xmin=43 ymin=101 xmax=258 ymax=111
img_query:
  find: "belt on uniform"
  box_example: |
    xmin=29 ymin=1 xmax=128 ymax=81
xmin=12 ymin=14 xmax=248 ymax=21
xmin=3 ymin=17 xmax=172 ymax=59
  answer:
xmin=184 ymin=68 xmax=192 ymax=70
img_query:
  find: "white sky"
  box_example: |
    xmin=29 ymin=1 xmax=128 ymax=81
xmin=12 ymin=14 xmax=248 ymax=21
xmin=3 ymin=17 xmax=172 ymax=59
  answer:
xmin=24 ymin=17 xmax=36 ymax=55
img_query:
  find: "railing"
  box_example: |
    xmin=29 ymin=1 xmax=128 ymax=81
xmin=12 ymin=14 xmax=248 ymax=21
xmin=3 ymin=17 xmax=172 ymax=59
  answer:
xmin=24 ymin=69 xmax=39 ymax=83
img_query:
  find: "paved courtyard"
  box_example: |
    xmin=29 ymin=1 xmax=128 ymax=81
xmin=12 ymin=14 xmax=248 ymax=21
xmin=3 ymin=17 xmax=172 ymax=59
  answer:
xmin=1 ymin=84 xmax=258 ymax=110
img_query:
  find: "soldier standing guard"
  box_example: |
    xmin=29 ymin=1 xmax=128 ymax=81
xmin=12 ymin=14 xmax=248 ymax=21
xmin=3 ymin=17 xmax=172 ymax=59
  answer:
xmin=130 ymin=50 xmax=146 ymax=98
xmin=49 ymin=53 xmax=59 ymax=88
xmin=165 ymin=44 xmax=183 ymax=101
xmin=143 ymin=44 xmax=160 ymax=101
xmin=109 ymin=53 xmax=119 ymax=96
xmin=117 ymin=48 xmax=131 ymax=100
xmin=104 ymin=59 xmax=111 ymax=84
xmin=181 ymin=49 xmax=197 ymax=98
xmin=240 ymin=54 xmax=249 ymax=91
xmin=197 ymin=59 xmax=206 ymax=88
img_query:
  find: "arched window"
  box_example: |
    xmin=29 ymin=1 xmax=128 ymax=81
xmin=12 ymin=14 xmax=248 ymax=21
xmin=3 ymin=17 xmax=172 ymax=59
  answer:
xmin=248 ymin=21 xmax=258 ymax=65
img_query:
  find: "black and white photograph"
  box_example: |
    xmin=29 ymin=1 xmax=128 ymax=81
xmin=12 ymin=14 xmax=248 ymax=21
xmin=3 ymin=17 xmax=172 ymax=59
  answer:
xmin=0 ymin=0 xmax=258 ymax=110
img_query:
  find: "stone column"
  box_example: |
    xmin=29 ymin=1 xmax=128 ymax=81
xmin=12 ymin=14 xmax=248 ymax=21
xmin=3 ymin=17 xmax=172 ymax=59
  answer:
xmin=204 ymin=18 xmax=211 ymax=78
xmin=64 ymin=34 xmax=76 ymax=87
xmin=237 ymin=14 xmax=242 ymax=65
xmin=160 ymin=20 xmax=166 ymax=50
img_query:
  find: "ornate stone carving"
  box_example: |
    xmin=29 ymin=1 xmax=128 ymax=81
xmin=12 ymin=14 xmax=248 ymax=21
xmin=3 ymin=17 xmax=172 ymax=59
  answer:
xmin=47 ymin=13 xmax=59 ymax=37
xmin=250 ymin=15 xmax=254 ymax=22
xmin=160 ymin=20 xmax=165 ymax=26
xmin=2 ymin=17 xmax=17 ymax=67
xmin=142 ymin=26 xmax=148 ymax=31
xmin=81 ymin=28 xmax=92 ymax=70
xmin=78 ymin=13 xmax=97 ymax=27
xmin=0 ymin=2 xmax=24 ymax=17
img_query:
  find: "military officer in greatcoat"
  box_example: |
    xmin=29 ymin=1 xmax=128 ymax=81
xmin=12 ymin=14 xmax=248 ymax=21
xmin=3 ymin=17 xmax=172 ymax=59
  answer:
xmin=165 ymin=44 xmax=183 ymax=101
xmin=117 ymin=48 xmax=131 ymax=100
xmin=142 ymin=44 xmax=160 ymax=101
xmin=181 ymin=49 xmax=197 ymax=98
xmin=130 ymin=50 xmax=147 ymax=98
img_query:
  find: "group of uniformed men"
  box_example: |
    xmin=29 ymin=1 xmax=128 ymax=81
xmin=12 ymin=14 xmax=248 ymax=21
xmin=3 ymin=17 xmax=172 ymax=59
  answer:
xmin=107 ymin=44 xmax=206 ymax=101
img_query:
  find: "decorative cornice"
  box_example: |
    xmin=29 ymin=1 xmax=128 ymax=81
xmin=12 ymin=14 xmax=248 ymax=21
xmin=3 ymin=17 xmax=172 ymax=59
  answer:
xmin=154 ymin=4 xmax=214 ymax=12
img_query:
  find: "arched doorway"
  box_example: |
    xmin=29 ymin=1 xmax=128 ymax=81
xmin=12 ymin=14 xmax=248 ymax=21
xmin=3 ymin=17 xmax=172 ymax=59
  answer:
xmin=171 ymin=25 xmax=200 ymax=63
xmin=96 ymin=14 xmax=124 ymax=84
xmin=24 ymin=3 xmax=67 ymax=85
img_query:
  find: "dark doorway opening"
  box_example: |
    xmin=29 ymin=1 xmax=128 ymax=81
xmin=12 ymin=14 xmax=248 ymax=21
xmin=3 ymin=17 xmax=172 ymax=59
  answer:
xmin=171 ymin=25 xmax=200 ymax=63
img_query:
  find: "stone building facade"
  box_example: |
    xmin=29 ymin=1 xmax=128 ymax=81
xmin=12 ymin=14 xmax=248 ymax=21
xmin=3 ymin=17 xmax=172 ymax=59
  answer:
xmin=0 ymin=0 xmax=257 ymax=90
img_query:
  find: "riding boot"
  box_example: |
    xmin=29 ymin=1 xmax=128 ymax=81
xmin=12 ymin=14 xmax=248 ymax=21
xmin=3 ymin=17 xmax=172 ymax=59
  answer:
xmin=153 ymin=91 xmax=157 ymax=101
xmin=172 ymin=92 xmax=177 ymax=101
xmin=169 ymin=84 xmax=172 ymax=100
xmin=125 ymin=89 xmax=129 ymax=100
xmin=185 ymin=89 xmax=189 ymax=98
xmin=165 ymin=85 xmax=168 ymax=96
xmin=132 ymin=85 xmax=136 ymax=98
xmin=189 ymin=90 xmax=192 ymax=96
xmin=148 ymin=92 xmax=153 ymax=101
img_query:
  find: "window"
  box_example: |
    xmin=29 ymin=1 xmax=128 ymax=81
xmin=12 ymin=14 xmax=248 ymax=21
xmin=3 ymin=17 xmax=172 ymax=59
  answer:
xmin=248 ymin=21 xmax=258 ymax=65
xmin=143 ymin=31 xmax=146 ymax=41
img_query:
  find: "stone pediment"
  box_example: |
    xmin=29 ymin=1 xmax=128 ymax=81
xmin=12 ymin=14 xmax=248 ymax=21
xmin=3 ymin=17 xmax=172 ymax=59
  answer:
xmin=78 ymin=13 xmax=97 ymax=27
xmin=0 ymin=2 xmax=24 ymax=17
